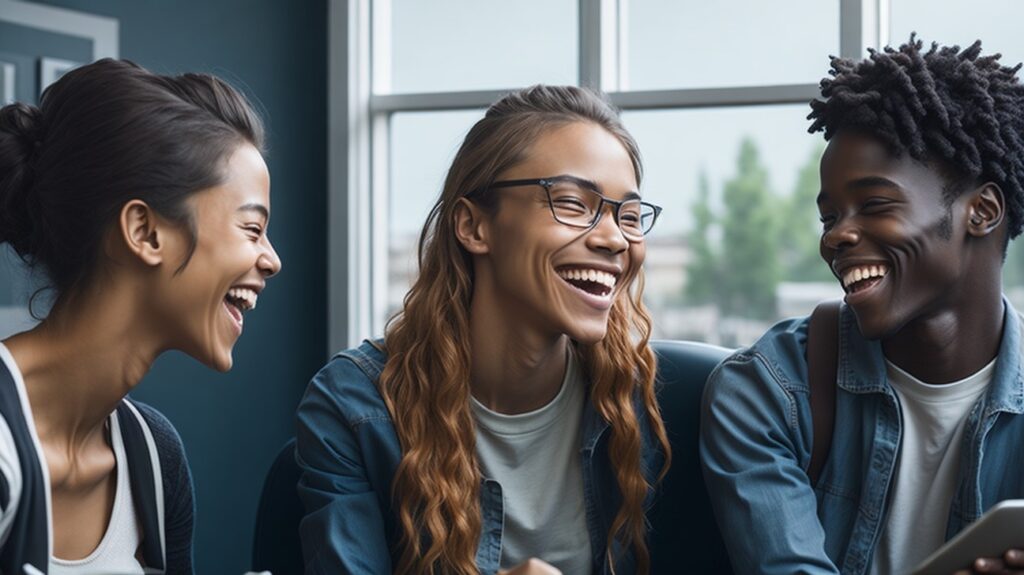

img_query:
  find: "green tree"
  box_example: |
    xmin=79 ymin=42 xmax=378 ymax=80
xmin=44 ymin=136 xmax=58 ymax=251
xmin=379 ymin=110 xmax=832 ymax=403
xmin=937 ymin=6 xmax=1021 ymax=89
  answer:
xmin=718 ymin=138 xmax=780 ymax=319
xmin=684 ymin=170 xmax=718 ymax=304
xmin=779 ymin=144 xmax=833 ymax=282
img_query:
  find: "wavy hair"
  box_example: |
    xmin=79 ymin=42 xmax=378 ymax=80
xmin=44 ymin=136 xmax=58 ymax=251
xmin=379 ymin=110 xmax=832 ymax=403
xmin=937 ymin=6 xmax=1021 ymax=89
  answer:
xmin=378 ymin=85 xmax=670 ymax=574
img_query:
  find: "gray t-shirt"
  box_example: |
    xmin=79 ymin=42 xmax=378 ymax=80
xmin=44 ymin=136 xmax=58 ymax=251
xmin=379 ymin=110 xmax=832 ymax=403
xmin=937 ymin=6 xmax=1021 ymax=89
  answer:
xmin=471 ymin=349 xmax=592 ymax=574
xmin=869 ymin=357 xmax=995 ymax=575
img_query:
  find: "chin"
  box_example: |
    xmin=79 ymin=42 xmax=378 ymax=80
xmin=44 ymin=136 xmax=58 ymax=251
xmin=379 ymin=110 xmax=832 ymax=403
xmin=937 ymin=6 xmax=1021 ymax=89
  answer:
xmin=567 ymin=320 xmax=609 ymax=345
xmin=851 ymin=310 xmax=900 ymax=341
xmin=202 ymin=348 xmax=234 ymax=372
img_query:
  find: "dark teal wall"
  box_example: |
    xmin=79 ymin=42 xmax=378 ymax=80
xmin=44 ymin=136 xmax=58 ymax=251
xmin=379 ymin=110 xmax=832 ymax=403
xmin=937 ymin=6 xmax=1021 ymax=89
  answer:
xmin=29 ymin=1 xmax=328 ymax=572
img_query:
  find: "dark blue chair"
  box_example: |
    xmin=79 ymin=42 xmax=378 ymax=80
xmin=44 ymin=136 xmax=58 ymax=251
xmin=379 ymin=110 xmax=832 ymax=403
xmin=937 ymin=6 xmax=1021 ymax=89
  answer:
xmin=251 ymin=340 xmax=733 ymax=574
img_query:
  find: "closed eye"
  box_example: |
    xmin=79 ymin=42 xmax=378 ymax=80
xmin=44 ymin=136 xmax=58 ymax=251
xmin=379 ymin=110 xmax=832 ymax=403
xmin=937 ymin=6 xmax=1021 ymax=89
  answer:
xmin=244 ymin=225 xmax=264 ymax=238
xmin=861 ymin=198 xmax=897 ymax=213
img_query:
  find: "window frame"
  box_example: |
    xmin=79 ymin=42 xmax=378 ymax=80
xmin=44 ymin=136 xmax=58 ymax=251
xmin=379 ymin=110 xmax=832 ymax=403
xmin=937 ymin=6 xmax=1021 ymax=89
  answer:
xmin=327 ymin=0 xmax=890 ymax=354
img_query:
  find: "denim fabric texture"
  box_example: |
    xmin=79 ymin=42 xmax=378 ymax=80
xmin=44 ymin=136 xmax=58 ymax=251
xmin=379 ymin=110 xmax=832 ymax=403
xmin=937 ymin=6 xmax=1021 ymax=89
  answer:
xmin=700 ymin=299 xmax=1024 ymax=575
xmin=296 ymin=339 xmax=663 ymax=575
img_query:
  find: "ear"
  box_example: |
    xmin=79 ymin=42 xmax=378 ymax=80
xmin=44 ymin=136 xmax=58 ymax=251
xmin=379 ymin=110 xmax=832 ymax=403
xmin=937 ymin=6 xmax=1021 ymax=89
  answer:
xmin=966 ymin=183 xmax=1005 ymax=238
xmin=453 ymin=198 xmax=491 ymax=255
xmin=119 ymin=200 xmax=164 ymax=266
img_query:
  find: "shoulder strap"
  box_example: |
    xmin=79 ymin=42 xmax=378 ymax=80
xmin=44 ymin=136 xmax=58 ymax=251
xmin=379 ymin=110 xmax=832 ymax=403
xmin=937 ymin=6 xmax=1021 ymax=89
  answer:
xmin=806 ymin=300 xmax=841 ymax=486
xmin=116 ymin=400 xmax=166 ymax=572
xmin=0 ymin=361 xmax=48 ymax=574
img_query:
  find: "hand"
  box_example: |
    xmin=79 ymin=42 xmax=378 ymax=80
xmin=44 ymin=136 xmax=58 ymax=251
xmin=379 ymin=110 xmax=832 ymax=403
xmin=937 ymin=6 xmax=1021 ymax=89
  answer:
xmin=498 ymin=558 xmax=563 ymax=575
xmin=953 ymin=549 xmax=1024 ymax=574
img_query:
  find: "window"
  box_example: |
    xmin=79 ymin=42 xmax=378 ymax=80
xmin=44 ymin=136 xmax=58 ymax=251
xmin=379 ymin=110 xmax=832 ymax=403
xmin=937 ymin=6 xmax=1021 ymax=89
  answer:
xmin=329 ymin=0 xmax=1024 ymax=351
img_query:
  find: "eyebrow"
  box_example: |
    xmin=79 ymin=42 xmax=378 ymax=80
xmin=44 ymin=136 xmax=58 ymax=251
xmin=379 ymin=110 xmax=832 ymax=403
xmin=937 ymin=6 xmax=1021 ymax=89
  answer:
xmin=816 ymin=176 xmax=902 ymax=205
xmin=237 ymin=203 xmax=269 ymax=220
xmin=566 ymin=175 xmax=641 ymax=201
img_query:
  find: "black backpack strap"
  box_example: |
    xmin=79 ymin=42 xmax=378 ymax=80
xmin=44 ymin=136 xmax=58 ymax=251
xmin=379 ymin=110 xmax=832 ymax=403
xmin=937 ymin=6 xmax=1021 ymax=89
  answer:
xmin=806 ymin=300 xmax=841 ymax=486
xmin=0 ymin=361 xmax=48 ymax=574
xmin=116 ymin=401 xmax=166 ymax=572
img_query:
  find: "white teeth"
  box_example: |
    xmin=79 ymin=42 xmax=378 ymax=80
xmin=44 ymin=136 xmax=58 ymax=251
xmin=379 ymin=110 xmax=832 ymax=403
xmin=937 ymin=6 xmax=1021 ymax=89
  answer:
xmin=226 ymin=287 xmax=259 ymax=311
xmin=556 ymin=268 xmax=618 ymax=290
xmin=841 ymin=265 xmax=889 ymax=289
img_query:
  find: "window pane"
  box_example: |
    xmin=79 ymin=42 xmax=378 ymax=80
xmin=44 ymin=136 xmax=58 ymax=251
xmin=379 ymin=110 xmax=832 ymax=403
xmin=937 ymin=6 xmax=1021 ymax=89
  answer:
xmin=387 ymin=0 xmax=577 ymax=94
xmin=623 ymin=105 xmax=842 ymax=346
xmin=890 ymin=1 xmax=1024 ymax=70
xmin=386 ymin=110 xmax=482 ymax=329
xmin=626 ymin=0 xmax=839 ymax=90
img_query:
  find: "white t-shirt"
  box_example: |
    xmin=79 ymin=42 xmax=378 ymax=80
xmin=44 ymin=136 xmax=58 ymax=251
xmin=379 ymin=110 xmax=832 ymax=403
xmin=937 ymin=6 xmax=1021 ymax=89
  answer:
xmin=471 ymin=349 xmax=593 ymax=574
xmin=49 ymin=411 xmax=144 ymax=575
xmin=869 ymin=357 xmax=995 ymax=575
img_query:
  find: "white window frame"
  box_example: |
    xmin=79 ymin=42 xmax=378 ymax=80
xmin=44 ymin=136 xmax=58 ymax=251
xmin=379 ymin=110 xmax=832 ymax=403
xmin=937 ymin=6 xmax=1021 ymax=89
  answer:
xmin=327 ymin=0 xmax=889 ymax=355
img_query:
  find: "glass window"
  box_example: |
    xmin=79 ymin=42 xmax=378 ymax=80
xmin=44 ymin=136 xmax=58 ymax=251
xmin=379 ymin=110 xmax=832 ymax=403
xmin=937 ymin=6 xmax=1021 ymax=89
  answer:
xmin=623 ymin=105 xmax=842 ymax=346
xmin=387 ymin=0 xmax=577 ymax=94
xmin=890 ymin=1 xmax=1024 ymax=69
xmin=386 ymin=110 xmax=483 ymax=327
xmin=625 ymin=0 xmax=839 ymax=90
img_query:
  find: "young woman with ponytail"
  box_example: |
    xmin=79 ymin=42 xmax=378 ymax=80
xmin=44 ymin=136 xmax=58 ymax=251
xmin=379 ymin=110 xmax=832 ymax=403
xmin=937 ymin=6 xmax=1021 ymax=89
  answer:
xmin=297 ymin=85 xmax=668 ymax=575
xmin=0 ymin=58 xmax=281 ymax=574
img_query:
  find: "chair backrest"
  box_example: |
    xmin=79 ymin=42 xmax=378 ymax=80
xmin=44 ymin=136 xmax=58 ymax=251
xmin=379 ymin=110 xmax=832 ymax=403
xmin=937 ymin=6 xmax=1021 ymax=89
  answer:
xmin=251 ymin=340 xmax=733 ymax=574
xmin=251 ymin=438 xmax=303 ymax=575
xmin=648 ymin=339 xmax=733 ymax=574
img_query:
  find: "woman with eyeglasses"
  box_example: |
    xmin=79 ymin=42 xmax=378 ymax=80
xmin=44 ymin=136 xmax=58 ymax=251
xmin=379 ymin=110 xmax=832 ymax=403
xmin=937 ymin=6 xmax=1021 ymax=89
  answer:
xmin=0 ymin=59 xmax=281 ymax=574
xmin=297 ymin=85 xmax=667 ymax=575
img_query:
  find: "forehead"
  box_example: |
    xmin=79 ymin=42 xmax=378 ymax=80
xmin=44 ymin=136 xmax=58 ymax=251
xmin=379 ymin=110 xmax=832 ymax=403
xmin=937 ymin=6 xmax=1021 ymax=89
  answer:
xmin=819 ymin=130 xmax=951 ymax=200
xmin=507 ymin=121 xmax=639 ymax=196
xmin=192 ymin=144 xmax=271 ymax=211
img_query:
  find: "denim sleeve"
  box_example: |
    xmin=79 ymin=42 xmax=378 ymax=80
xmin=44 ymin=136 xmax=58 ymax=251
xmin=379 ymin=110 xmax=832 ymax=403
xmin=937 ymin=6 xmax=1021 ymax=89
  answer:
xmin=699 ymin=351 xmax=838 ymax=575
xmin=295 ymin=363 xmax=393 ymax=575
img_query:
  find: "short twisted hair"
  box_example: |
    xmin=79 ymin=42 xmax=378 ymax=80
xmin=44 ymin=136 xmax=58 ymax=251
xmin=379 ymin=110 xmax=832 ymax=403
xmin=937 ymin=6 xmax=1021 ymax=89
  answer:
xmin=808 ymin=34 xmax=1024 ymax=239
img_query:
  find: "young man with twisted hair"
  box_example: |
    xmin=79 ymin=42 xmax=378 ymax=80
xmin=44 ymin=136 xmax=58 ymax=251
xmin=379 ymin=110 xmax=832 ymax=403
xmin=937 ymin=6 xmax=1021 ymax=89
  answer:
xmin=701 ymin=36 xmax=1024 ymax=575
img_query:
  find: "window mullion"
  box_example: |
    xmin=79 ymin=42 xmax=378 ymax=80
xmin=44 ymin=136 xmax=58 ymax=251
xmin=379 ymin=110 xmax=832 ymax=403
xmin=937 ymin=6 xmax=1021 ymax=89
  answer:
xmin=840 ymin=0 xmax=886 ymax=60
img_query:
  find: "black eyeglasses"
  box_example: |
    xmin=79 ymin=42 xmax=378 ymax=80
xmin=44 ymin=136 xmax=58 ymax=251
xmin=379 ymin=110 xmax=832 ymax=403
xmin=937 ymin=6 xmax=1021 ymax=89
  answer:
xmin=468 ymin=175 xmax=662 ymax=242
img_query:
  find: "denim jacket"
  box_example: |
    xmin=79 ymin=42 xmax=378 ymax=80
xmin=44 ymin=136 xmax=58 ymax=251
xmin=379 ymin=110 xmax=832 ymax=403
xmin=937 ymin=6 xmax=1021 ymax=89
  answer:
xmin=699 ymin=299 xmax=1024 ymax=575
xmin=295 ymin=340 xmax=663 ymax=574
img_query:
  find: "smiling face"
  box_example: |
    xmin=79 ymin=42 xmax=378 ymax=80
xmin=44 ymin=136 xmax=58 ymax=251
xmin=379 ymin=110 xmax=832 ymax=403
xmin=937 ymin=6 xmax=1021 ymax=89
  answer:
xmin=468 ymin=121 xmax=644 ymax=344
xmin=158 ymin=143 xmax=282 ymax=370
xmin=817 ymin=130 xmax=976 ymax=339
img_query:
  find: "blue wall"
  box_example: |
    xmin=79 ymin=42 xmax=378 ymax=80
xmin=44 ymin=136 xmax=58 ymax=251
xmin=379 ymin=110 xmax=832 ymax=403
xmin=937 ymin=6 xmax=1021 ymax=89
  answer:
xmin=29 ymin=1 xmax=329 ymax=571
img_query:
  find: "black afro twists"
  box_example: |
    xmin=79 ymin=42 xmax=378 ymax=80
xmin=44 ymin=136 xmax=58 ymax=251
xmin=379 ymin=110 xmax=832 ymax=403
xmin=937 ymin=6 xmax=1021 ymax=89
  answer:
xmin=808 ymin=34 xmax=1024 ymax=238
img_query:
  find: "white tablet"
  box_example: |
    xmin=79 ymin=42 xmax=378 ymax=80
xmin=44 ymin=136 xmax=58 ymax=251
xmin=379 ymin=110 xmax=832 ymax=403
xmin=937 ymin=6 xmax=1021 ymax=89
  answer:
xmin=913 ymin=499 xmax=1024 ymax=575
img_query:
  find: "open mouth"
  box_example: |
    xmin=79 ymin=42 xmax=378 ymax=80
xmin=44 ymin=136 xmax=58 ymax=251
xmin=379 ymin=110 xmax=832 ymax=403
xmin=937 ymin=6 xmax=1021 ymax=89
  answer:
xmin=223 ymin=286 xmax=259 ymax=330
xmin=555 ymin=267 xmax=618 ymax=298
xmin=841 ymin=264 xmax=889 ymax=296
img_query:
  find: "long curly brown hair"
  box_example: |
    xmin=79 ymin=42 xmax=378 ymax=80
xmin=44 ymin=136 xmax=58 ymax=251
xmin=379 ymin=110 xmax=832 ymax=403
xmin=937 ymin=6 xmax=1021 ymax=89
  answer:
xmin=378 ymin=85 xmax=670 ymax=574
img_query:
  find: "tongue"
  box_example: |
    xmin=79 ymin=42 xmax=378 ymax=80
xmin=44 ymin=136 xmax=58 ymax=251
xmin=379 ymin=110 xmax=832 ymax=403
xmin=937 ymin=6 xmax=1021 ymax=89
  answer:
xmin=224 ymin=300 xmax=243 ymax=323
xmin=569 ymin=278 xmax=607 ymax=296
xmin=851 ymin=276 xmax=882 ymax=294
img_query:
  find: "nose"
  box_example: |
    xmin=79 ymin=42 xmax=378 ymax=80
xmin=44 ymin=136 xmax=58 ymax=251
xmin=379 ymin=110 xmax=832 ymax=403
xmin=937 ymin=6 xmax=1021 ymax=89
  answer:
xmin=586 ymin=205 xmax=629 ymax=254
xmin=258 ymin=235 xmax=282 ymax=277
xmin=821 ymin=216 xmax=860 ymax=252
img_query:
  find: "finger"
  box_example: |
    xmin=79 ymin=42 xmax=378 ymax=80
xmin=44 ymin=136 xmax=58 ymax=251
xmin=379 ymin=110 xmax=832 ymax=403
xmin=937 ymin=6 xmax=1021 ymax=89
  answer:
xmin=974 ymin=557 xmax=1007 ymax=573
xmin=1005 ymin=550 xmax=1024 ymax=568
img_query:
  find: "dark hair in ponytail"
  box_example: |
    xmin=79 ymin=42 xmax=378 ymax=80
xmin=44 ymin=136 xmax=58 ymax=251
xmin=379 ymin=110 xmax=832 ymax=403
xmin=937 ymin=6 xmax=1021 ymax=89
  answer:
xmin=0 ymin=58 xmax=264 ymax=310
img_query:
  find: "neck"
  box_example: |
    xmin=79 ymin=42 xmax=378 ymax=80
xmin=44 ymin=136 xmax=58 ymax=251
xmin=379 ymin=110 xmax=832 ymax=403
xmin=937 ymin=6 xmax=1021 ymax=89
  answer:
xmin=3 ymin=281 xmax=163 ymax=449
xmin=467 ymin=290 xmax=569 ymax=415
xmin=882 ymin=280 xmax=1004 ymax=384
